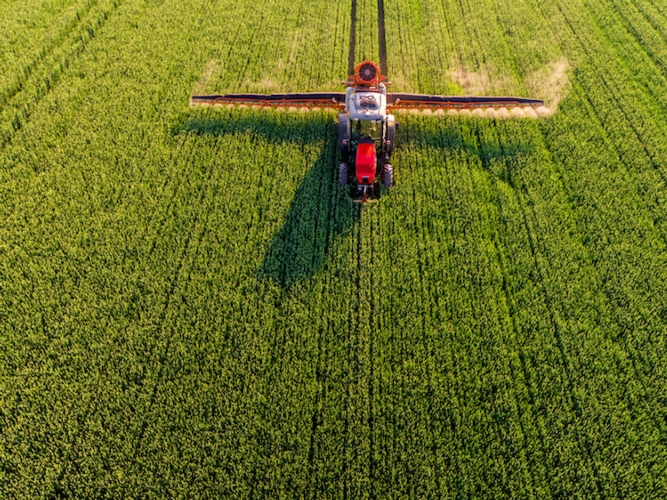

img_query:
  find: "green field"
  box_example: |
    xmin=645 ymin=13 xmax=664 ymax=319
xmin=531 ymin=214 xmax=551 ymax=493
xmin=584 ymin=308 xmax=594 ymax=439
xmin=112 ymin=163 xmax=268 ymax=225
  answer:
xmin=1 ymin=0 xmax=667 ymax=497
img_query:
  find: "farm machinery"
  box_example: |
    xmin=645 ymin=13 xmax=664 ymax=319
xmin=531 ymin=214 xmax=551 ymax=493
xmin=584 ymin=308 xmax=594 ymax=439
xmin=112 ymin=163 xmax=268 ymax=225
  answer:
xmin=190 ymin=61 xmax=544 ymax=201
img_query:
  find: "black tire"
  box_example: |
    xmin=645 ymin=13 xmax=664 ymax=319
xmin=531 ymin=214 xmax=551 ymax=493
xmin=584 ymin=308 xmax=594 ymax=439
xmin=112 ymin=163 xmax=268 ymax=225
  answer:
xmin=338 ymin=114 xmax=350 ymax=152
xmin=338 ymin=163 xmax=348 ymax=186
xmin=385 ymin=117 xmax=396 ymax=155
xmin=383 ymin=164 xmax=393 ymax=187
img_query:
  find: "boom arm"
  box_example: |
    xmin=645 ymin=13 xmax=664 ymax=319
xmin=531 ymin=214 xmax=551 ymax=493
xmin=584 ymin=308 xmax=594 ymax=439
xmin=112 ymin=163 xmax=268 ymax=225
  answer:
xmin=190 ymin=92 xmax=346 ymax=109
xmin=387 ymin=93 xmax=544 ymax=111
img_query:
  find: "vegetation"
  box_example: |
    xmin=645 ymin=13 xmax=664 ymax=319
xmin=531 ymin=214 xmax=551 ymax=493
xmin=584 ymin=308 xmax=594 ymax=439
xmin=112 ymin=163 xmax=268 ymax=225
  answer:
xmin=1 ymin=0 xmax=666 ymax=497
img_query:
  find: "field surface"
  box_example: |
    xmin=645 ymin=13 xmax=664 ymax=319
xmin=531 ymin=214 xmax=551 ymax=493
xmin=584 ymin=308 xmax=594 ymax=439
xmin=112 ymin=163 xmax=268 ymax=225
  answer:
xmin=1 ymin=0 xmax=667 ymax=497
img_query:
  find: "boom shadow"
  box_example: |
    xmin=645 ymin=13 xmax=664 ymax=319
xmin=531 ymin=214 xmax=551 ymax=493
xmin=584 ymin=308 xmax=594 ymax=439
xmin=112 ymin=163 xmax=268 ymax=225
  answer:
xmin=178 ymin=109 xmax=361 ymax=291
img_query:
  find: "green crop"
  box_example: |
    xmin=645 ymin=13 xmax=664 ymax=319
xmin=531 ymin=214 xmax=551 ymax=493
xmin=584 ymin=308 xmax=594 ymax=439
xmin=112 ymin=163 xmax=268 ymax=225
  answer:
xmin=1 ymin=0 xmax=666 ymax=497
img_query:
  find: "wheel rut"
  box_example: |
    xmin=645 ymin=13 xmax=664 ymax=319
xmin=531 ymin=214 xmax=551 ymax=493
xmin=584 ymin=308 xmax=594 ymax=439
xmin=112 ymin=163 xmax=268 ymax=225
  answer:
xmin=349 ymin=0 xmax=357 ymax=76
xmin=0 ymin=0 xmax=123 ymax=152
xmin=377 ymin=0 xmax=388 ymax=73
xmin=348 ymin=0 xmax=387 ymax=74
xmin=0 ymin=0 xmax=100 ymax=111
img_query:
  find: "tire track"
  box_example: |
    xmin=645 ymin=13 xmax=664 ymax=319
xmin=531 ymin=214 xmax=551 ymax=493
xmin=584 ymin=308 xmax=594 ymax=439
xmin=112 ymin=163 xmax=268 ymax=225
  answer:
xmin=306 ymin=130 xmax=338 ymax=496
xmin=529 ymin=0 xmax=667 ymax=360
xmin=366 ymin=208 xmax=376 ymax=499
xmin=541 ymin=80 xmax=667 ymax=436
xmin=42 ymin=134 xmax=195 ymax=498
xmin=119 ymin=162 xmax=217 ymax=493
xmin=3 ymin=25 xmax=197 ymax=487
xmin=460 ymin=123 xmax=537 ymax=497
xmin=377 ymin=0 xmax=388 ymax=73
xmin=578 ymin=0 xmax=667 ymax=191
xmin=522 ymin=0 xmax=667 ymax=461
xmin=0 ymin=0 xmax=123 ymax=152
xmin=349 ymin=0 xmax=357 ymax=75
xmin=437 ymin=5 xmax=605 ymax=493
xmin=493 ymin=127 xmax=608 ymax=496
xmin=492 ymin=0 xmax=667 ymax=494
xmin=606 ymin=0 xmax=667 ymax=84
xmin=551 ymin=0 xmax=667 ymax=227
xmin=520 ymin=194 xmax=607 ymax=497
xmin=630 ymin=0 xmax=667 ymax=42
xmin=473 ymin=123 xmax=550 ymax=498
xmin=0 ymin=0 xmax=99 ymax=111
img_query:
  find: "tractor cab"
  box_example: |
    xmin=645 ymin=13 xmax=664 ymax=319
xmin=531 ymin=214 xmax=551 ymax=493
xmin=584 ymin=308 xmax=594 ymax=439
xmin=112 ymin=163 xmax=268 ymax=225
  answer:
xmin=352 ymin=118 xmax=382 ymax=144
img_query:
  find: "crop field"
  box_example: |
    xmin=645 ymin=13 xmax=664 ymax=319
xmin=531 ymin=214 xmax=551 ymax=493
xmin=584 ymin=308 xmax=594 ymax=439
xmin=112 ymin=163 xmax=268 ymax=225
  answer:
xmin=1 ymin=0 xmax=667 ymax=497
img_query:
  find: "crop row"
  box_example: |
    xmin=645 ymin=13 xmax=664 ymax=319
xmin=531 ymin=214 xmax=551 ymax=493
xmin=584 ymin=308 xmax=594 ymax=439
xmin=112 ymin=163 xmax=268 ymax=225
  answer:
xmin=354 ymin=0 xmax=380 ymax=66
xmin=0 ymin=0 xmax=124 ymax=151
xmin=0 ymin=0 xmax=352 ymax=496
xmin=2 ymin=0 xmax=667 ymax=496
xmin=0 ymin=0 xmax=92 ymax=105
xmin=377 ymin=0 xmax=667 ymax=496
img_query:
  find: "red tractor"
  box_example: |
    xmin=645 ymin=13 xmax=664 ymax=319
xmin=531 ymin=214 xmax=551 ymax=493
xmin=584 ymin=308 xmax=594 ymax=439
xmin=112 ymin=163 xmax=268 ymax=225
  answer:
xmin=191 ymin=61 xmax=544 ymax=201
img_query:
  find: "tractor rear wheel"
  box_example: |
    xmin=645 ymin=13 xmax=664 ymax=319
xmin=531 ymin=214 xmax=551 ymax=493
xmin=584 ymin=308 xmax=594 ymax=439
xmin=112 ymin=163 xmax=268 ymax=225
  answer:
xmin=382 ymin=164 xmax=393 ymax=187
xmin=385 ymin=116 xmax=396 ymax=155
xmin=338 ymin=115 xmax=350 ymax=152
xmin=338 ymin=163 xmax=348 ymax=186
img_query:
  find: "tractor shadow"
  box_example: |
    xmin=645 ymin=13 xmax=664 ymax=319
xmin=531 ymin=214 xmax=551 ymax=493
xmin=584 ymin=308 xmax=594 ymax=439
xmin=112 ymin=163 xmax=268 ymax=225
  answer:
xmin=178 ymin=109 xmax=361 ymax=291
xmin=177 ymin=110 xmax=534 ymax=291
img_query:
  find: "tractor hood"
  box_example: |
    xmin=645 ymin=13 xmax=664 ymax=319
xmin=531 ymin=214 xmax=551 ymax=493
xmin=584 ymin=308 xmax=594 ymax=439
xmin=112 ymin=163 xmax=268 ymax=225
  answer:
xmin=346 ymin=90 xmax=387 ymax=121
xmin=355 ymin=142 xmax=377 ymax=185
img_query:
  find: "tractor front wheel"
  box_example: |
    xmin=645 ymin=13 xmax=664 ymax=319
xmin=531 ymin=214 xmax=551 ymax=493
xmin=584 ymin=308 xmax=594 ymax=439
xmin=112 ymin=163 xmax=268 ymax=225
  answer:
xmin=382 ymin=164 xmax=393 ymax=187
xmin=338 ymin=163 xmax=348 ymax=186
